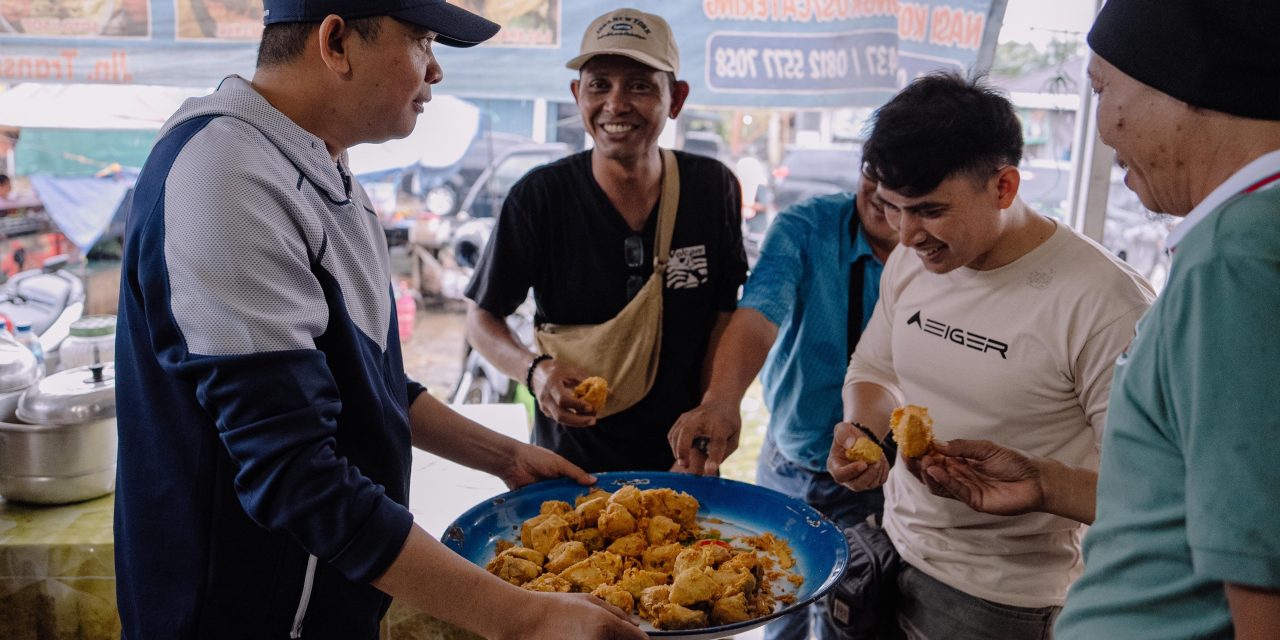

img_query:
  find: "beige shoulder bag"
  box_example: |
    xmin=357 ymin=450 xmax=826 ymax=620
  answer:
xmin=533 ymin=148 xmax=678 ymax=418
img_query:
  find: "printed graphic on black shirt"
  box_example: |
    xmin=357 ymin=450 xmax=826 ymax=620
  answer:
xmin=667 ymin=245 xmax=708 ymax=289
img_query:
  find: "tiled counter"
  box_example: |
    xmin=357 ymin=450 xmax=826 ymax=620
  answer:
xmin=0 ymin=404 xmax=528 ymax=640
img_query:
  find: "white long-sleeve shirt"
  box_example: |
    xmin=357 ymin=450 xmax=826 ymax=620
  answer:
xmin=847 ymin=221 xmax=1155 ymax=608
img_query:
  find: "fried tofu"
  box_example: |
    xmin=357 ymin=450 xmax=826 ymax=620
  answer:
xmin=523 ymin=572 xmax=572 ymax=593
xmin=591 ymin=583 xmax=636 ymax=614
xmin=608 ymin=484 xmax=646 ymax=518
xmin=598 ymin=502 xmax=637 ymax=537
xmin=638 ymin=584 xmax=672 ymax=619
xmin=573 ymin=527 xmax=606 ymax=552
xmin=575 ymin=496 xmax=608 ymax=524
xmin=641 ymin=542 xmax=682 ymax=574
xmin=890 ymin=404 xmax=936 ymax=458
xmin=522 ymin=513 xmax=573 ymax=556
xmin=606 ymin=532 xmax=649 ymax=557
xmin=641 ymin=488 xmax=699 ymax=526
xmin=669 ymin=567 xmax=718 ymax=606
xmin=618 ymin=567 xmax=669 ymax=599
xmin=545 ymin=540 xmax=590 ymax=574
xmin=845 ymin=437 xmax=884 ymax=463
xmin=656 ymin=603 xmax=708 ymax=630
xmin=559 ymin=551 xmax=623 ymax=592
xmin=711 ymin=592 xmax=752 ymax=625
xmin=645 ymin=514 xmax=682 ymax=546
xmin=574 ymin=376 xmax=610 ymax=413
xmin=486 ymin=554 xmax=541 ymax=586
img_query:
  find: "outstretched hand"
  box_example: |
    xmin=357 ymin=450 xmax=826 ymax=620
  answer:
xmin=915 ymin=439 xmax=1045 ymax=516
xmin=515 ymin=592 xmax=647 ymax=640
xmin=499 ymin=443 xmax=596 ymax=490
xmin=668 ymin=401 xmax=741 ymax=476
xmin=530 ymin=359 xmax=597 ymax=427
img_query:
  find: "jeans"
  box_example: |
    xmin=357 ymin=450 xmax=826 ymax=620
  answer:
xmin=756 ymin=433 xmax=885 ymax=640
xmin=896 ymin=565 xmax=1061 ymax=640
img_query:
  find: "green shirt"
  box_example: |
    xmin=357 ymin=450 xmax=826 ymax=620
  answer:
xmin=1056 ymin=188 xmax=1280 ymax=639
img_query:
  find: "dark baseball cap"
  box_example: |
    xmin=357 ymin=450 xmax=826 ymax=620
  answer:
xmin=262 ymin=0 xmax=500 ymax=48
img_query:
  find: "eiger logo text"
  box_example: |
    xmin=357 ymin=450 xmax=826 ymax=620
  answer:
xmin=906 ymin=311 xmax=1008 ymax=360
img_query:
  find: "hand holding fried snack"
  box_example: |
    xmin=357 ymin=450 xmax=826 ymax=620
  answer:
xmin=890 ymin=405 xmax=935 ymax=458
xmin=844 ymin=437 xmax=884 ymax=464
xmin=574 ymin=376 xmax=610 ymax=413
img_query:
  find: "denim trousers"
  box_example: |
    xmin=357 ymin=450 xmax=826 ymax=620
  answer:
xmin=896 ymin=565 xmax=1061 ymax=640
xmin=756 ymin=433 xmax=885 ymax=640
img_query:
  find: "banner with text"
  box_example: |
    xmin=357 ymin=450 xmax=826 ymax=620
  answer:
xmin=0 ymin=0 xmax=1005 ymax=108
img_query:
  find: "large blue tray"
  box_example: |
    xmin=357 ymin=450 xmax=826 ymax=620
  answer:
xmin=443 ymin=471 xmax=849 ymax=639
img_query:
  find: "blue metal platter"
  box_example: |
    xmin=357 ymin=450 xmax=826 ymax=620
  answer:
xmin=443 ymin=471 xmax=850 ymax=639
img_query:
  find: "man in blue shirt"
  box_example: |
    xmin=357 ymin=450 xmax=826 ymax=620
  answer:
xmin=669 ymin=175 xmax=896 ymax=640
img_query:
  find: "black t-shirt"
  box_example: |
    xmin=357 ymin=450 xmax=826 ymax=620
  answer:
xmin=465 ymin=150 xmax=747 ymax=472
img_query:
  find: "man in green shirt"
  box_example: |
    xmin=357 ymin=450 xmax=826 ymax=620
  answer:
xmin=908 ymin=1 xmax=1280 ymax=638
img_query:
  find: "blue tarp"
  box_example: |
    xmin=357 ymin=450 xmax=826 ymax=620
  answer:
xmin=29 ymin=172 xmax=136 ymax=251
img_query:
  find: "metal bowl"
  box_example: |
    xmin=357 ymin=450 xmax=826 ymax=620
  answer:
xmin=443 ymin=471 xmax=850 ymax=639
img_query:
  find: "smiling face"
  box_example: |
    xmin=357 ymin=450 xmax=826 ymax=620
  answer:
xmin=346 ymin=18 xmax=443 ymax=144
xmin=855 ymin=174 xmax=897 ymax=256
xmin=1087 ymin=55 xmax=1199 ymax=216
xmin=876 ymin=167 xmax=1019 ymax=273
xmin=570 ymin=55 xmax=688 ymax=165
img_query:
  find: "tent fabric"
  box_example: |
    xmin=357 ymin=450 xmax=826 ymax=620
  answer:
xmin=0 ymin=84 xmax=210 ymax=130
xmin=346 ymin=95 xmax=482 ymax=179
xmin=29 ymin=172 xmax=136 ymax=251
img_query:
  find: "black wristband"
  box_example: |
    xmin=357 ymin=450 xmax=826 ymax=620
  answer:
xmin=850 ymin=421 xmax=882 ymax=446
xmin=526 ymin=354 xmax=553 ymax=391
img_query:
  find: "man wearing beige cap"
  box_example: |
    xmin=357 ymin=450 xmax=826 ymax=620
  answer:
xmin=905 ymin=1 xmax=1280 ymax=637
xmin=466 ymin=8 xmax=747 ymax=473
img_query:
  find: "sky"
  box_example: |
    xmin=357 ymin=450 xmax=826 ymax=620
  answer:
xmin=999 ymin=0 xmax=1098 ymax=47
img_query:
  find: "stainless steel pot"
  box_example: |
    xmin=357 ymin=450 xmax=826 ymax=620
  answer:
xmin=0 ymin=331 xmax=39 ymax=421
xmin=0 ymin=362 xmax=116 ymax=504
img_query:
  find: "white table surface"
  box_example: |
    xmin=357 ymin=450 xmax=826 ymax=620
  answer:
xmin=408 ymin=403 xmax=530 ymax=538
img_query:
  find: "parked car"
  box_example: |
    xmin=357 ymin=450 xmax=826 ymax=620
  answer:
xmin=771 ymin=145 xmax=863 ymax=214
xmin=1018 ymin=159 xmax=1174 ymax=289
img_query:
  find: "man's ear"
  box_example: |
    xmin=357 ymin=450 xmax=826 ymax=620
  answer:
xmin=317 ymin=15 xmax=352 ymax=76
xmin=570 ymin=78 xmax=581 ymax=103
xmin=994 ymin=165 xmax=1020 ymax=209
xmin=668 ymin=80 xmax=691 ymax=119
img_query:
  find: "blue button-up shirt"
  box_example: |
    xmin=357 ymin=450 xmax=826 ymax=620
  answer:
xmin=740 ymin=192 xmax=885 ymax=471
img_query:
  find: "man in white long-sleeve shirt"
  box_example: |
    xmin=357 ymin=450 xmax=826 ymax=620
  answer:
xmin=825 ymin=73 xmax=1155 ymax=639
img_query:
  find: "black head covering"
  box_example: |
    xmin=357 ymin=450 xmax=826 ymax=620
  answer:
xmin=1088 ymin=0 xmax=1280 ymax=120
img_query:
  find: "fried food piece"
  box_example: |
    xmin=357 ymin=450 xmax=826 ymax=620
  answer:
xmin=608 ymin=484 xmax=646 ymax=518
xmin=573 ymin=527 xmax=606 ymax=552
xmin=591 ymin=583 xmax=636 ymax=614
xmin=523 ymin=572 xmax=572 ymax=593
xmin=545 ymin=540 xmax=590 ymax=574
xmin=598 ymin=502 xmax=637 ymax=538
xmin=618 ymin=567 xmax=669 ymax=599
xmin=641 ymin=488 xmax=699 ymax=526
xmin=641 ymin=542 xmax=682 ymax=573
xmin=575 ymin=496 xmax=608 ymax=524
xmin=890 ymin=404 xmax=936 ymax=458
xmin=656 ymin=603 xmax=708 ymax=630
xmin=669 ymin=567 xmax=718 ymax=607
xmin=559 ymin=551 xmax=623 ymax=592
xmin=486 ymin=554 xmax=541 ymax=586
xmin=540 ymin=500 xmax=573 ymax=516
xmin=713 ymin=563 xmax=758 ymax=596
xmin=494 ymin=546 xmax=545 ymax=567
xmin=522 ymin=514 xmax=573 ymax=556
xmin=673 ymin=547 xmax=717 ymax=576
xmin=645 ymin=514 xmax=682 ymax=546
xmin=844 ymin=437 xmax=884 ymax=463
xmin=607 ymin=532 xmax=649 ymax=557
xmin=711 ymin=592 xmax=752 ymax=625
xmin=638 ymin=584 xmax=672 ymax=619
xmin=575 ymin=488 xmax=611 ymax=507
xmin=574 ymin=376 xmax=610 ymax=413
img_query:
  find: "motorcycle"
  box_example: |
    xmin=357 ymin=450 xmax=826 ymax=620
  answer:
xmin=0 ymin=254 xmax=86 ymax=368
xmin=450 ymin=295 xmax=534 ymax=405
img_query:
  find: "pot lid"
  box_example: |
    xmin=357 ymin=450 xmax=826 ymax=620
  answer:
xmin=17 ymin=363 xmax=116 ymax=425
xmin=0 ymin=331 xmax=39 ymax=393
xmin=69 ymin=315 xmax=117 ymax=338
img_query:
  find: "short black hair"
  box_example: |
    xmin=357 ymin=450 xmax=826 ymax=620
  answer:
xmin=0 ymin=174 xmax=9 ymax=186
xmin=862 ymin=72 xmax=1023 ymax=197
xmin=256 ymin=16 xmax=386 ymax=68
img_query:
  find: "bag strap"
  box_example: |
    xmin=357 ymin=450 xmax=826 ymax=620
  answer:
xmin=655 ymin=149 xmax=680 ymax=270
